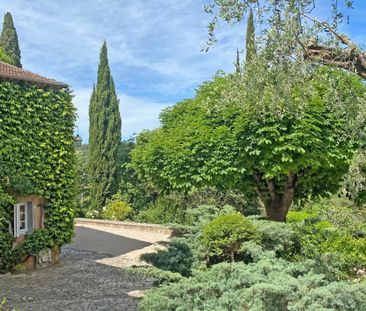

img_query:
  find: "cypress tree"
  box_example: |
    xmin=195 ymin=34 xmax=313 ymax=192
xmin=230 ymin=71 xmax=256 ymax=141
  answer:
xmin=245 ymin=9 xmax=255 ymax=65
xmin=89 ymin=42 xmax=122 ymax=213
xmin=0 ymin=12 xmax=21 ymax=68
xmin=235 ymin=48 xmax=241 ymax=74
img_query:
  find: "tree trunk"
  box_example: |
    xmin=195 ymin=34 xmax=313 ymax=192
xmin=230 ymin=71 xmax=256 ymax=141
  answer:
xmin=254 ymin=172 xmax=298 ymax=222
xmin=262 ymin=187 xmax=294 ymax=222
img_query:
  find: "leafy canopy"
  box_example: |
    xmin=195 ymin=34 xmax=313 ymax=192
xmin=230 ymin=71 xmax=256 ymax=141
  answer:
xmin=132 ymin=66 xmax=366 ymax=207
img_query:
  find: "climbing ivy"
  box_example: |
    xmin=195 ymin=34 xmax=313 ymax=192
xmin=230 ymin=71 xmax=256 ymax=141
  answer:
xmin=0 ymin=81 xmax=76 ymax=271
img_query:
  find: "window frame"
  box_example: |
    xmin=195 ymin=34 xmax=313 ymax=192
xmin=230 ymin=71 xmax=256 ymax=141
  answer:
xmin=14 ymin=202 xmax=28 ymax=237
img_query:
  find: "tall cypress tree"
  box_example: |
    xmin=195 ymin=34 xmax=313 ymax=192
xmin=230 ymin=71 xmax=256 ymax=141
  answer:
xmin=89 ymin=42 xmax=122 ymax=213
xmin=235 ymin=48 xmax=241 ymax=74
xmin=245 ymin=9 xmax=255 ymax=65
xmin=0 ymin=12 xmax=21 ymax=68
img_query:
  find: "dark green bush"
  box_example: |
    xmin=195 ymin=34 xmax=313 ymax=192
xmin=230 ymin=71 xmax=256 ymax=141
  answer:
xmin=251 ymin=219 xmax=301 ymax=260
xmin=135 ymin=187 xmax=258 ymax=225
xmin=141 ymin=241 xmax=193 ymax=276
xmin=202 ymin=213 xmax=258 ymax=262
xmin=136 ymin=194 xmax=188 ymax=224
xmin=128 ymin=266 xmax=184 ymax=285
xmin=140 ymin=259 xmax=366 ymax=311
xmin=14 ymin=229 xmax=54 ymax=257
xmin=0 ymin=232 xmax=15 ymax=273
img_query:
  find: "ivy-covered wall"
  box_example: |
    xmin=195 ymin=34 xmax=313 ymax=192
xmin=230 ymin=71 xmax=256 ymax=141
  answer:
xmin=0 ymin=81 xmax=76 ymax=272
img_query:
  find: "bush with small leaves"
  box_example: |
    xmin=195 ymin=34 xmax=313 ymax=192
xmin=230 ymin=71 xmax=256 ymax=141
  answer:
xmin=251 ymin=219 xmax=301 ymax=260
xmin=102 ymin=193 xmax=132 ymax=221
xmin=140 ymin=259 xmax=366 ymax=311
xmin=141 ymin=240 xmax=193 ymax=276
xmin=202 ymin=213 xmax=258 ymax=262
xmin=0 ymin=232 xmax=15 ymax=273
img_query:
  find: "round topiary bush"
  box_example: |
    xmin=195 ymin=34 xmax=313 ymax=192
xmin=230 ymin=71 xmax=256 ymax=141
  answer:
xmin=202 ymin=213 xmax=258 ymax=262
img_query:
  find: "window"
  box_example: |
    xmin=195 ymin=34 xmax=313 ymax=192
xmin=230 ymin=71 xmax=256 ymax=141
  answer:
xmin=14 ymin=202 xmax=33 ymax=237
xmin=18 ymin=204 xmax=27 ymax=232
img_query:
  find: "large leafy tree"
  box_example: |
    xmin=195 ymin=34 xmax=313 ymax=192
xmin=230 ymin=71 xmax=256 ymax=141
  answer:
xmin=132 ymin=64 xmax=366 ymax=221
xmin=89 ymin=42 xmax=122 ymax=213
xmin=0 ymin=12 xmax=21 ymax=68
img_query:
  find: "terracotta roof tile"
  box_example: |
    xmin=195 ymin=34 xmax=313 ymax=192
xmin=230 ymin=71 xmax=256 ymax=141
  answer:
xmin=0 ymin=61 xmax=68 ymax=89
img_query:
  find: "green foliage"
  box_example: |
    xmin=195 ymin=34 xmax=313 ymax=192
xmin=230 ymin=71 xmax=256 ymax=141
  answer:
xmin=0 ymin=232 xmax=14 ymax=273
xmin=286 ymin=211 xmax=317 ymax=223
xmin=301 ymin=196 xmax=366 ymax=232
xmin=342 ymin=150 xmax=366 ymax=205
xmin=290 ymin=211 xmax=366 ymax=275
xmin=89 ymin=42 xmax=122 ymax=214
xmin=0 ymin=81 xmax=76 ymax=271
xmin=75 ymin=145 xmax=90 ymax=216
xmin=140 ymin=259 xmax=366 ymax=311
xmin=14 ymin=229 xmax=54 ymax=257
xmin=0 ymin=12 xmax=21 ymax=68
xmin=117 ymin=138 xmax=156 ymax=214
xmin=251 ymin=219 xmax=301 ymax=260
xmin=202 ymin=213 xmax=258 ymax=262
xmin=132 ymin=67 xmax=366 ymax=221
xmin=135 ymin=188 xmax=256 ymax=225
xmin=136 ymin=194 xmax=187 ymax=224
xmin=245 ymin=9 xmax=255 ymax=65
xmin=129 ymin=266 xmax=184 ymax=285
xmin=0 ymin=47 xmax=10 ymax=63
xmin=102 ymin=192 xmax=132 ymax=221
xmin=141 ymin=241 xmax=193 ymax=276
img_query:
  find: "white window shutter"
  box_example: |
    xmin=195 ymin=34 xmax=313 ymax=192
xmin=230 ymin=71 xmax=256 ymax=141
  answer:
xmin=14 ymin=205 xmax=18 ymax=237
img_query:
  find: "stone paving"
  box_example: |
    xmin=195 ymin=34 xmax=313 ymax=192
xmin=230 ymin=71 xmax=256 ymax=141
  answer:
xmin=0 ymin=227 xmax=159 ymax=311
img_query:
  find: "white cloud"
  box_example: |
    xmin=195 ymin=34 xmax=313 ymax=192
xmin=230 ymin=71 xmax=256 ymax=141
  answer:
xmin=73 ymin=88 xmax=171 ymax=142
xmin=4 ymin=1 xmax=364 ymax=142
xmin=0 ymin=0 xmax=246 ymax=142
xmin=118 ymin=94 xmax=171 ymax=139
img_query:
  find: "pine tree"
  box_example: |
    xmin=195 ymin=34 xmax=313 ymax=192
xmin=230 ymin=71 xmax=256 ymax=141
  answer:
xmin=0 ymin=12 xmax=21 ymax=68
xmin=245 ymin=9 xmax=255 ymax=65
xmin=89 ymin=42 xmax=122 ymax=213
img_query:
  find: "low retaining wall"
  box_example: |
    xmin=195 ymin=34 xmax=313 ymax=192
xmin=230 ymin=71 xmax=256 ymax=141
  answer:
xmin=75 ymin=218 xmax=177 ymax=235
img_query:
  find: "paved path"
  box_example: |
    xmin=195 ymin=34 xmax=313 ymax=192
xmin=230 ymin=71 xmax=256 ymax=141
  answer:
xmin=0 ymin=226 xmax=156 ymax=311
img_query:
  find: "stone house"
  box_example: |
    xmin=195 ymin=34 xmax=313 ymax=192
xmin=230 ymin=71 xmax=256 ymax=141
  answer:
xmin=0 ymin=61 xmax=69 ymax=269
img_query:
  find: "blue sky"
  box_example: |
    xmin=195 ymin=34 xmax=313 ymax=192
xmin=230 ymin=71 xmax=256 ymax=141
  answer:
xmin=0 ymin=1 xmax=365 ymax=142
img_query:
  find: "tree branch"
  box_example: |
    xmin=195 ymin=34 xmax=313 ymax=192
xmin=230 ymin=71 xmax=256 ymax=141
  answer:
xmin=302 ymin=13 xmax=366 ymax=79
xmin=266 ymin=179 xmax=276 ymax=200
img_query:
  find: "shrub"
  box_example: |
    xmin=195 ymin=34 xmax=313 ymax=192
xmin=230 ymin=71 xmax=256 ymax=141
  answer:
xmin=141 ymin=241 xmax=193 ymax=276
xmin=14 ymin=229 xmax=54 ymax=257
xmin=102 ymin=193 xmax=132 ymax=221
xmin=286 ymin=211 xmax=318 ymax=223
xmin=291 ymin=215 xmax=366 ymax=275
xmin=251 ymin=220 xmax=301 ymax=260
xmin=201 ymin=213 xmax=258 ymax=262
xmin=0 ymin=232 xmax=14 ymax=273
xmin=135 ymin=194 xmax=187 ymax=224
xmin=320 ymin=233 xmax=366 ymax=273
xmin=128 ymin=266 xmax=184 ymax=285
xmin=134 ymin=188 xmax=258 ymax=226
xmin=301 ymin=196 xmax=366 ymax=232
xmin=140 ymin=260 xmax=366 ymax=311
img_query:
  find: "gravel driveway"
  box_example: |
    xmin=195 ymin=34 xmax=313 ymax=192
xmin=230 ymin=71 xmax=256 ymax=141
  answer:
xmin=0 ymin=226 xmax=159 ymax=311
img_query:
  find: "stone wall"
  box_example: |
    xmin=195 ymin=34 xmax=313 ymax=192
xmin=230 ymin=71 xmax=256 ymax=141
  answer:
xmin=75 ymin=218 xmax=177 ymax=236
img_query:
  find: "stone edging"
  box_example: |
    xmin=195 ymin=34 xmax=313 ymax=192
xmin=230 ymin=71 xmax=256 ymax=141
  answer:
xmin=75 ymin=218 xmax=176 ymax=235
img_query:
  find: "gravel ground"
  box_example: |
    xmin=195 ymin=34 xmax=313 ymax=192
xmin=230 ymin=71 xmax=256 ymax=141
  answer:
xmin=0 ymin=225 xmax=170 ymax=311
